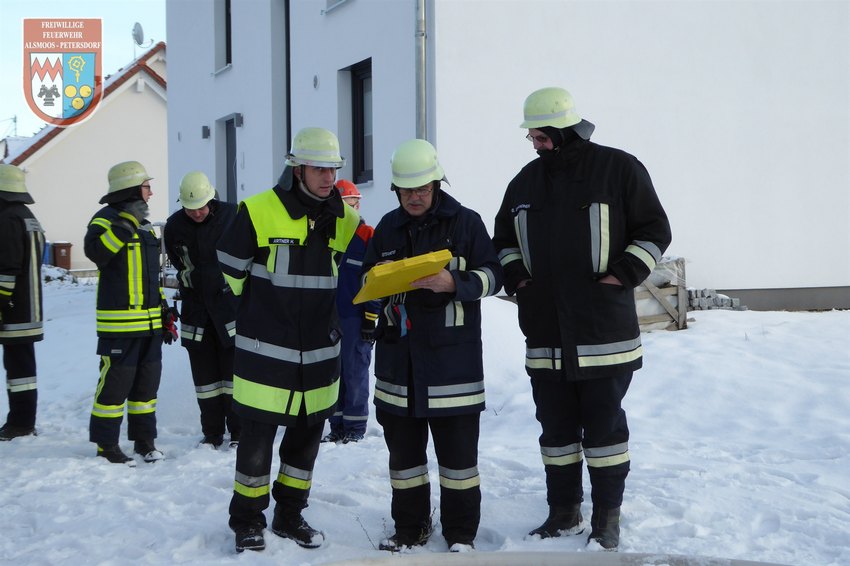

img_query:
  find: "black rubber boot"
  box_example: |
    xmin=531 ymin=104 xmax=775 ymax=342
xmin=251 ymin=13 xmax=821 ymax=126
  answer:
xmin=271 ymin=511 xmax=324 ymax=549
xmin=528 ymin=504 xmax=584 ymax=538
xmin=587 ymin=506 xmax=620 ymax=551
xmin=235 ymin=527 xmax=265 ymax=552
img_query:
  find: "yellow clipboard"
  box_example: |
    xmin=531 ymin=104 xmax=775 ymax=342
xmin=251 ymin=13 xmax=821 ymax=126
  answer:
xmin=352 ymin=249 xmax=452 ymax=304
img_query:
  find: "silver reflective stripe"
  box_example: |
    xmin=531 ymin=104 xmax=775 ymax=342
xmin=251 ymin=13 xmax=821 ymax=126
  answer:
xmin=217 ymin=249 xmax=252 ymax=271
xmin=0 ymin=274 xmax=15 ymax=283
xmin=577 ymin=338 xmax=641 ymax=356
xmin=471 ymin=266 xmax=496 ymax=298
xmin=498 ymin=247 xmax=523 ymax=267
xmin=375 ymin=379 xmax=408 ymax=396
xmin=443 ymin=301 xmax=465 ymax=327
xmin=195 ymin=381 xmax=227 ymax=399
xmin=178 ymin=245 xmax=195 ymax=288
xmin=514 ymin=210 xmax=532 ymax=275
xmin=280 ymin=464 xmax=312 ymax=481
xmin=541 ymin=442 xmax=583 ymax=466
xmin=585 ymin=442 xmax=630 ymax=468
xmin=438 ymin=465 xmax=478 ymax=480
xmin=235 ymin=471 xmax=270 ymax=487
xmin=428 ymin=381 xmax=483 ymax=396
xmin=28 ymin=229 xmax=43 ymax=323
xmin=343 ymin=414 xmax=368 ymax=422
xmin=345 ymin=257 xmax=363 ymax=267
xmin=8 ymin=376 xmax=37 ymax=393
xmin=180 ymin=324 xmax=204 ymax=341
xmin=390 ymin=465 xmax=429 ymax=481
xmin=250 ymin=263 xmax=337 ymax=290
xmin=225 ymin=320 xmax=236 ymax=337
xmin=526 ymin=347 xmax=562 ymax=370
xmin=235 ymin=334 xmax=339 ymax=365
xmin=589 ymin=203 xmax=610 ymax=273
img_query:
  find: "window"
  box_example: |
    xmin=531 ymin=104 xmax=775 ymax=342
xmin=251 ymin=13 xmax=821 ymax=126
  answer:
xmin=351 ymin=59 xmax=372 ymax=184
xmin=214 ymin=0 xmax=232 ymax=71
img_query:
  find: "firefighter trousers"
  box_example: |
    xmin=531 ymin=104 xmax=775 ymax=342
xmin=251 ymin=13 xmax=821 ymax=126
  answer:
xmin=186 ymin=327 xmax=240 ymax=440
xmin=89 ymin=336 xmax=162 ymax=446
xmin=228 ymin=416 xmax=324 ymax=532
xmin=376 ymin=409 xmax=481 ymax=545
xmin=531 ymin=372 xmax=632 ymax=510
xmin=328 ymin=316 xmax=372 ymax=436
xmin=3 ymin=343 xmax=37 ymax=428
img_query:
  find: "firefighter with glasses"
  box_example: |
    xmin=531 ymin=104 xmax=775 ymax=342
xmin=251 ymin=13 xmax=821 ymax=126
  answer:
xmin=217 ymin=127 xmax=359 ymax=553
xmin=363 ymin=139 xmax=502 ymax=552
xmin=84 ymin=161 xmax=172 ymax=466
xmin=493 ymin=87 xmax=671 ymax=550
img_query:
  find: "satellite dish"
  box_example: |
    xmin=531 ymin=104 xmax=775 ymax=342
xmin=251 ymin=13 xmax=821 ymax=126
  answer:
xmin=132 ymin=22 xmax=145 ymax=46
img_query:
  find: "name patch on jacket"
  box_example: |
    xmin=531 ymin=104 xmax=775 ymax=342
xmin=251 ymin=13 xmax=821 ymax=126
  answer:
xmin=380 ymin=249 xmax=399 ymax=259
xmin=512 ymin=203 xmax=532 ymax=214
xmin=269 ymin=237 xmax=299 ymax=245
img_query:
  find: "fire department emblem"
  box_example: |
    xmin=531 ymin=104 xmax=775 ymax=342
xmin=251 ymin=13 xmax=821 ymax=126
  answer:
xmin=23 ymin=18 xmax=103 ymax=127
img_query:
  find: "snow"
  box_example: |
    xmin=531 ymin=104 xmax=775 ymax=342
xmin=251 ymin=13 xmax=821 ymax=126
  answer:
xmin=1 ymin=272 xmax=849 ymax=565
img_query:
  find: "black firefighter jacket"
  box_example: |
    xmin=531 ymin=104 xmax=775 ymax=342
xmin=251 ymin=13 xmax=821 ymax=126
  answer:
xmin=216 ymin=181 xmax=359 ymax=426
xmin=164 ymin=200 xmax=238 ymax=349
xmin=493 ymin=139 xmax=671 ymax=381
xmin=0 ymin=201 xmax=45 ymax=345
xmin=363 ymin=190 xmax=503 ymax=418
xmin=84 ymin=204 xmax=164 ymax=338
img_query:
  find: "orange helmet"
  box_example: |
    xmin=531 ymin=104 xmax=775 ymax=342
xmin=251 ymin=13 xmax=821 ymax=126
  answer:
xmin=335 ymin=179 xmax=361 ymax=199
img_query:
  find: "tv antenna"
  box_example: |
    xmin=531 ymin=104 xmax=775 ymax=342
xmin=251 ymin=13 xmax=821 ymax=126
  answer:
xmin=132 ymin=22 xmax=153 ymax=57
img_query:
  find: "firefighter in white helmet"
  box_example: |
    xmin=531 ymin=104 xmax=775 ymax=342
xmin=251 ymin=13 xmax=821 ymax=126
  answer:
xmin=493 ymin=87 xmax=672 ymax=550
xmin=84 ymin=160 xmax=170 ymax=466
xmin=164 ymin=171 xmax=241 ymax=449
xmin=0 ymin=164 xmax=45 ymax=441
xmin=362 ymin=139 xmax=503 ymax=552
xmin=217 ymin=127 xmax=359 ymax=552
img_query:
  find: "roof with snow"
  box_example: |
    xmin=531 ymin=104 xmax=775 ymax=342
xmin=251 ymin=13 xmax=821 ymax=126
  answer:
xmin=1 ymin=41 xmax=166 ymax=166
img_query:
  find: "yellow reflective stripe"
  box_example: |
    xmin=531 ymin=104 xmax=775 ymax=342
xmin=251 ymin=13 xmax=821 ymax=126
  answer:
xmin=234 ymin=481 xmax=270 ymax=499
xmin=92 ymin=402 xmax=125 ymax=418
xmin=223 ymin=273 xmax=246 ymax=296
xmin=233 ymin=374 xmax=291 ymax=413
xmin=0 ymin=325 xmax=44 ymax=339
xmin=428 ymin=392 xmax=485 ymax=410
xmin=390 ymin=474 xmax=429 ymax=490
xmin=626 ymin=244 xmax=657 ymax=272
xmin=578 ymin=346 xmax=642 ymax=368
xmin=99 ymin=229 xmax=122 ymax=254
xmin=542 ymin=452 xmax=584 ymax=466
xmin=364 ymin=312 xmax=378 ymax=322
xmin=126 ymin=236 xmax=143 ymax=307
xmin=439 ymin=475 xmax=480 ymax=490
xmin=599 ymin=203 xmax=610 ymax=272
xmin=526 ymin=357 xmax=562 ymax=370
xmin=303 ymin=380 xmax=339 ymax=415
xmin=97 ymin=320 xmax=161 ymax=333
xmin=128 ymin=399 xmax=157 ymax=415
xmin=96 ymin=308 xmax=161 ymax=320
xmin=287 ymin=391 xmax=304 ymax=416
xmin=586 ymin=450 xmax=631 ymax=468
xmin=374 ymin=388 xmax=408 ymax=408
xmin=90 ymin=218 xmax=111 ymax=230
xmin=277 ymin=472 xmax=311 ymax=491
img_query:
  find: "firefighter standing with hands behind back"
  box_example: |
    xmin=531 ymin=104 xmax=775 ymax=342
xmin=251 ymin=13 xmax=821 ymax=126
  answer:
xmin=164 ymin=171 xmax=240 ymax=449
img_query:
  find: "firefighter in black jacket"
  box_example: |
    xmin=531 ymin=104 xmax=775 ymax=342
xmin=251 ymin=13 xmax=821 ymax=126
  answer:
xmin=363 ymin=140 xmax=502 ymax=552
xmin=0 ymin=164 xmax=45 ymax=441
xmin=84 ymin=161 xmax=174 ymax=466
xmin=493 ymin=87 xmax=672 ymax=551
xmin=217 ymin=128 xmax=359 ymax=553
xmin=164 ymin=171 xmax=240 ymax=448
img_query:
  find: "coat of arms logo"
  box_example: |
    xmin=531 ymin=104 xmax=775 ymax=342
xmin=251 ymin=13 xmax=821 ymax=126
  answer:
xmin=23 ymin=18 xmax=103 ymax=127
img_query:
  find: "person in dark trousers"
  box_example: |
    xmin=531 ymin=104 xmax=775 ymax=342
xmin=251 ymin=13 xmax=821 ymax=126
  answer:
xmin=321 ymin=179 xmax=379 ymax=445
xmin=217 ymin=127 xmax=359 ymax=553
xmin=0 ymin=164 xmax=45 ymax=441
xmin=84 ymin=161 xmax=175 ymax=466
xmin=363 ymin=139 xmax=502 ymax=553
xmin=164 ymin=171 xmax=240 ymax=449
xmin=493 ymin=87 xmax=672 ymax=551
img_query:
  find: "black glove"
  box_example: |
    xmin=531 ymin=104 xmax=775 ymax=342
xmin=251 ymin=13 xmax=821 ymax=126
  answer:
xmin=162 ymin=304 xmax=179 ymax=345
xmin=360 ymin=315 xmax=376 ymax=344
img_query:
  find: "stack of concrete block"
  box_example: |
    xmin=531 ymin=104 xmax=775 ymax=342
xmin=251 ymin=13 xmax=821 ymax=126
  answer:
xmin=687 ymin=288 xmax=746 ymax=310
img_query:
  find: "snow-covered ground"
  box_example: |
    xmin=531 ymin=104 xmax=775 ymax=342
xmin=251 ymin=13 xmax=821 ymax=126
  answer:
xmin=1 ymin=274 xmax=848 ymax=565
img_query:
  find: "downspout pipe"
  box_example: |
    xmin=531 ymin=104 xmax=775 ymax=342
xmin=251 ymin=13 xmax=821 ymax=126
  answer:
xmin=415 ymin=0 xmax=427 ymax=139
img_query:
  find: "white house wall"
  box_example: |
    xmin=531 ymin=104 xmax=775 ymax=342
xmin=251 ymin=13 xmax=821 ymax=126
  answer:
xmin=23 ymin=75 xmax=168 ymax=270
xmin=166 ymin=0 xmax=287 ymax=213
xmin=169 ymin=0 xmax=849 ymax=295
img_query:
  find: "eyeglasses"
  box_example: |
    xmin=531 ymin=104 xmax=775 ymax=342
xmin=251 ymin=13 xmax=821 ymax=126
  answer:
xmin=141 ymin=183 xmax=152 ymax=190
xmin=398 ymin=186 xmax=433 ymax=197
xmin=526 ymin=133 xmax=550 ymax=144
